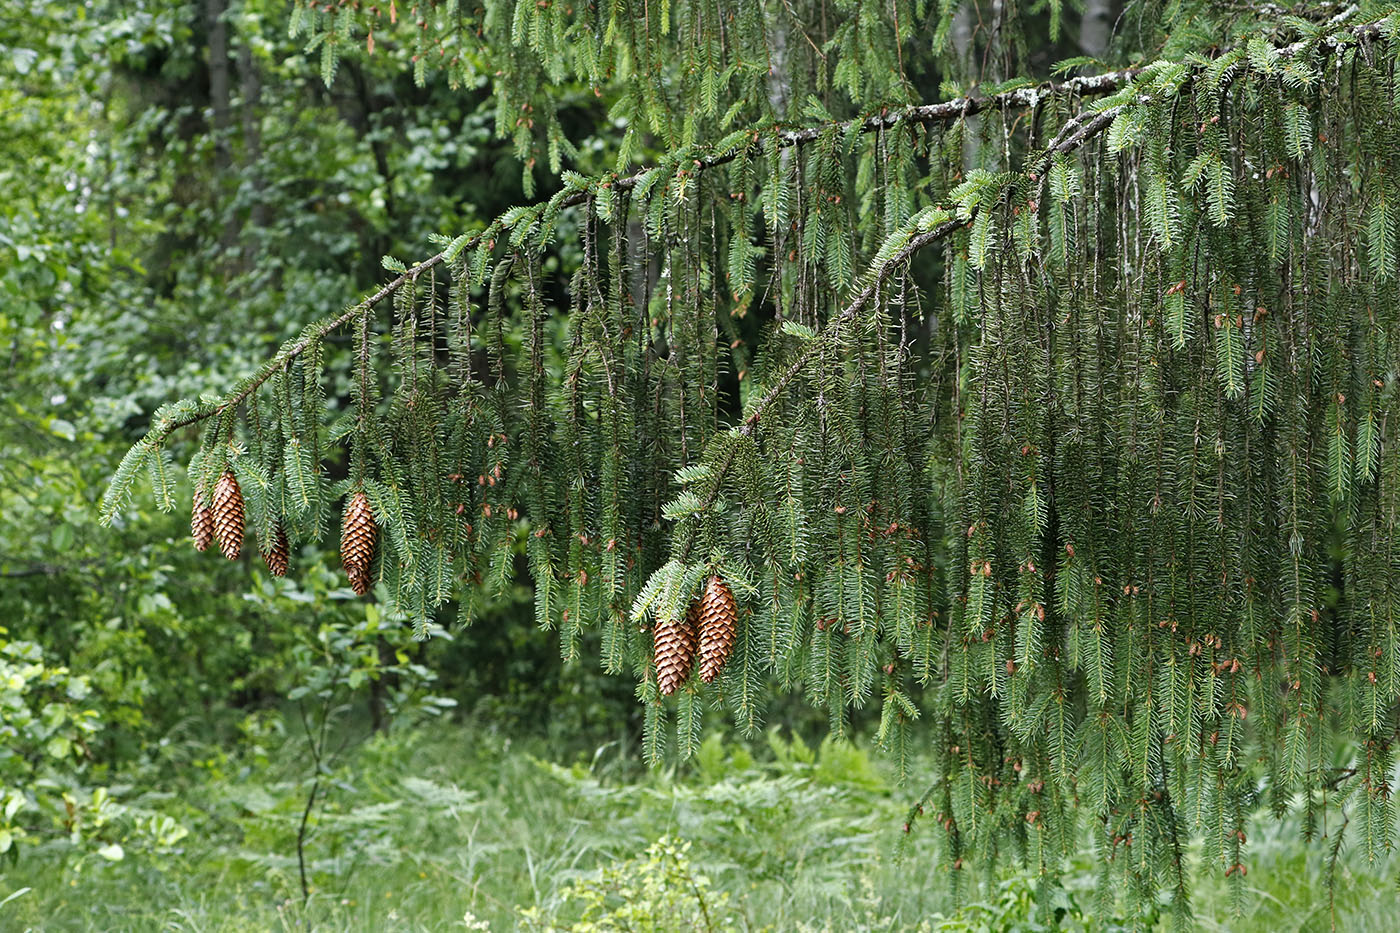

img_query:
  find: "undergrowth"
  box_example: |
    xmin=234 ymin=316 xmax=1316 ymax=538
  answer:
xmin=0 ymin=723 xmax=1395 ymax=931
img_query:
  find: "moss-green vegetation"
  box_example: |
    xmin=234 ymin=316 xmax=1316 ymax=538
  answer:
xmin=4 ymin=726 xmax=1396 ymax=931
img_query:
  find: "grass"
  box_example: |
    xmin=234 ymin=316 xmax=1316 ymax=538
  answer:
xmin=2 ymin=722 xmax=1398 ymax=931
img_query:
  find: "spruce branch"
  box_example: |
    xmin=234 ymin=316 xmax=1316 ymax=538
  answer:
xmin=120 ymin=8 xmax=1385 ymax=567
xmin=137 ymin=72 xmax=1149 ymax=445
xmin=144 ymin=12 xmax=1385 ymax=451
xmin=675 ymin=10 xmax=1386 ymax=529
xmin=92 ymin=3 xmax=1400 ymax=898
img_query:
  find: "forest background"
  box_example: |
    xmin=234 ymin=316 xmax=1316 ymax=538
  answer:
xmin=3 ymin=1 xmax=1400 ymax=929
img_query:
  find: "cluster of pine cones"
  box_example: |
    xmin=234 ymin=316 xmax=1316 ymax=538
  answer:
xmin=190 ymin=471 xmax=735 ymax=673
xmin=190 ymin=471 xmax=378 ymax=594
xmin=653 ymin=575 xmax=738 ymax=695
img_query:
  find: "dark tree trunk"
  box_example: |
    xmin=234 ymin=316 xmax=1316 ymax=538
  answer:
xmin=238 ymin=35 xmax=269 ymax=234
xmin=206 ymin=0 xmax=231 ymax=168
xmin=1080 ymin=0 xmax=1113 ymax=58
xmin=205 ymin=0 xmax=236 ymax=249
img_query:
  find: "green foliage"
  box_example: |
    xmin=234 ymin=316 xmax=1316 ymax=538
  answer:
xmin=13 ymin=0 xmax=1400 ymax=920
xmin=0 ymin=634 xmax=189 ymax=864
xmin=1 ymin=0 xmax=597 ymax=859
xmin=93 ymin=1 xmax=1400 ymax=916
xmin=5 ymin=725 xmax=1400 ymax=931
xmin=518 ymin=836 xmax=736 ymax=932
xmin=920 ymin=874 xmax=1122 ymax=932
xmin=0 ymin=636 xmax=104 ymax=857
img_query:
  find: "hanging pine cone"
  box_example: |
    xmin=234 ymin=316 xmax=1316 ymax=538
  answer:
xmin=348 ymin=561 xmax=373 ymax=596
xmin=654 ymin=600 xmax=699 ymax=696
xmin=340 ymin=491 xmax=377 ymax=596
xmin=698 ymin=575 xmax=738 ymax=683
xmin=684 ymin=596 xmax=700 ymax=658
xmin=262 ymin=523 xmax=289 ymax=577
xmin=211 ymin=470 xmax=245 ymax=560
xmin=191 ymin=492 xmax=214 ymax=553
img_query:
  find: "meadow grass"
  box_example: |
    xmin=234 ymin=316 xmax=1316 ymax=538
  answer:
xmin=1 ymin=723 xmax=1396 ymax=931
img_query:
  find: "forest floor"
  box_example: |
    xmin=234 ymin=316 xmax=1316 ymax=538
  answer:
xmin=1 ymin=724 xmax=1397 ymax=932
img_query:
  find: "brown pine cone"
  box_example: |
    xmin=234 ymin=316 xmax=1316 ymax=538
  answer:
xmin=262 ymin=523 xmax=289 ymax=577
xmin=191 ymin=492 xmax=214 ymax=553
xmin=698 ymin=575 xmax=738 ymax=683
xmin=211 ymin=471 xmax=245 ymax=560
xmin=340 ymin=491 xmax=378 ymax=596
xmin=347 ymin=564 xmax=372 ymax=597
xmin=654 ymin=600 xmax=699 ymax=696
xmin=683 ymin=597 xmax=700 ymax=661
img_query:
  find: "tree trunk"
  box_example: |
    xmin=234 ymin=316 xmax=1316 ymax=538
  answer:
xmin=368 ymin=638 xmax=398 ymax=734
xmin=205 ymin=0 xmax=236 ymax=249
xmin=206 ymin=0 xmax=231 ymax=169
xmin=952 ymin=2 xmax=981 ymax=168
xmin=765 ymin=7 xmax=790 ymax=117
xmin=347 ymin=62 xmax=398 ymax=272
xmin=1080 ymin=0 xmax=1113 ymax=59
xmin=238 ymin=34 xmax=268 ymax=233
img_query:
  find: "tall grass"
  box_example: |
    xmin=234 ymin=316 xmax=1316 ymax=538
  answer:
xmin=1 ymin=724 xmax=1395 ymax=931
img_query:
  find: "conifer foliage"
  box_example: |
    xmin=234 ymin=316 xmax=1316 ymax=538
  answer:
xmin=99 ymin=0 xmax=1400 ymax=917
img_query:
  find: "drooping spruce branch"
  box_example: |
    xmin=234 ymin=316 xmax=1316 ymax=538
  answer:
xmin=102 ymin=5 xmax=1400 ymax=921
xmin=131 ymin=9 xmax=1386 ymax=453
xmin=123 ymin=67 xmax=1149 ymax=452
xmin=696 ymin=8 xmax=1387 ymax=509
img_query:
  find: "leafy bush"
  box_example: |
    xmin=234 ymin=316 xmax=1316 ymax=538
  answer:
xmin=918 ymin=874 xmax=1128 ymax=933
xmin=0 ymin=635 xmax=103 ymax=856
xmin=0 ymin=634 xmax=185 ymax=862
xmin=519 ymin=836 xmax=736 ymax=932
